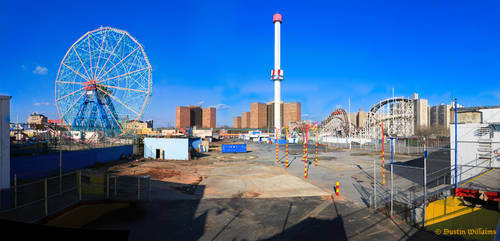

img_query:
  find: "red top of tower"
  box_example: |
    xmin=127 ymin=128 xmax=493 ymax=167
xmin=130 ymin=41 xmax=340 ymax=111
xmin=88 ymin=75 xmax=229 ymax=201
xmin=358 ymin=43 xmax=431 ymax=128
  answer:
xmin=273 ymin=13 xmax=282 ymax=23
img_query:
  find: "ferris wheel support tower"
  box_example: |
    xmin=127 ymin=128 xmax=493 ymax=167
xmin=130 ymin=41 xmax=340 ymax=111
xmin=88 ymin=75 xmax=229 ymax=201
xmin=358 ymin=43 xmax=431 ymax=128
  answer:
xmin=271 ymin=13 xmax=283 ymax=137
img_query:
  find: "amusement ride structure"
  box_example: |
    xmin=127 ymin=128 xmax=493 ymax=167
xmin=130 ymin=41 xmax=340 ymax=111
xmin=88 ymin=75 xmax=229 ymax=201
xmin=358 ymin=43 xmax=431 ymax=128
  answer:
xmin=55 ymin=27 xmax=152 ymax=138
xmin=318 ymin=97 xmax=414 ymax=140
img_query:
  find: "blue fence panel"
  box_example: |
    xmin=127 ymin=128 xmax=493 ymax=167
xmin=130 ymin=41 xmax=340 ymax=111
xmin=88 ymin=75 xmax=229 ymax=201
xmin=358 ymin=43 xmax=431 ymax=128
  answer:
xmin=277 ymin=139 xmax=287 ymax=144
xmin=11 ymin=145 xmax=133 ymax=181
xmin=221 ymin=144 xmax=247 ymax=153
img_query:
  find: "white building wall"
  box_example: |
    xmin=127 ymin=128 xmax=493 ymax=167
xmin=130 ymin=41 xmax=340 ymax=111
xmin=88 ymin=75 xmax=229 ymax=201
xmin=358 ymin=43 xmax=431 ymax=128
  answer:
xmin=192 ymin=129 xmax=212 ymax=138
xmin=144 ymin=138 xmax=189 ymax=160
xmin=480 ymin=108 xmax=500 ymax=123
xmin=0 ymin=96 xmax=10 ymax=189
xmin=450 ymin=117 xmax=500 ymax=185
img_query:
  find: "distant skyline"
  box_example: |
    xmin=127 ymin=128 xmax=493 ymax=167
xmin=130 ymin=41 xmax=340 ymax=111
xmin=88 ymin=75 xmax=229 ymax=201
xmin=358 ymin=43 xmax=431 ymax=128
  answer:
xmin=1 ymin=0 xmax=498 ymax=127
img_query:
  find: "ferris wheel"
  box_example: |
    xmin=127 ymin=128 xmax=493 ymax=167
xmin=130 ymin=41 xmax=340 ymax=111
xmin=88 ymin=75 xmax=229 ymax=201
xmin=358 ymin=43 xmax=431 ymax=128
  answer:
xmin=55 ymin=27 xmax=152 ymax=137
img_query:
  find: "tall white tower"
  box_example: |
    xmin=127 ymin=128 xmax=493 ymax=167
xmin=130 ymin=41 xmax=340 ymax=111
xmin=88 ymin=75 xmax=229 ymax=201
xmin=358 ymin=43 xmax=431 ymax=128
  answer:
xmin=271 ymin=13 xmax=283 ymax=136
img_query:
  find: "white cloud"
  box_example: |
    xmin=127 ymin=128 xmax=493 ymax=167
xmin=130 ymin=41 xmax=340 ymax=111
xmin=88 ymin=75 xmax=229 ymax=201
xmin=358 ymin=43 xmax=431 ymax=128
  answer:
xmin=34 ymin=102 xmax=50 ymax=106
xmin=212 ymin=104 xmax=230 ymax=110
xmin=33 ymin=65 xmax=48 ymax=75
xmin=196 ymin=100 xmax=205 ymax=105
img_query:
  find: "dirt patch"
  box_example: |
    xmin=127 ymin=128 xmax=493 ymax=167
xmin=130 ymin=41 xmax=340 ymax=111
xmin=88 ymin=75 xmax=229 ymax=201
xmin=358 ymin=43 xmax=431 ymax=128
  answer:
xmin=232 ymin=191 xmax=261 ymax=198
xmin=321 ymin=195 xmax=334 ymax=202
xmin=117 ymin=166 xmax=202 ymax=185
xmin=321 ymin=194 xmax=347 ymax=202
xmin=216 ymin=155 xmax=257 ymax=162
xmin=138 ymin=168 xmax=180 ymax=179
xmin=333 ymin=194 xmax=347 ymax=202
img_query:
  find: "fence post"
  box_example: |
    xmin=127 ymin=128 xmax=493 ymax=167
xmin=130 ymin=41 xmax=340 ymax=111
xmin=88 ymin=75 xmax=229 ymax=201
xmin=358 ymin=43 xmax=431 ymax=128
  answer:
xmin=14 ymin=174 xmax=17 ymax=208
xmin=407 ymin=139 xmax=410 ymax=155
xmin=59 ymin=147 xmax=62 ymax=195
xmin=390 ymin=139 xmax=394 ymax=217
xmin=373 ymin=159 xmax=376 ymax=209
xmin=114 ymin=176 xmax=117 ymax=197
xmin=78 ymin=170 xmax=82 ymax=201
xmin=44 ymin=178 xmax=48 ymax=217
xmin=409 ymin=191 xmax=413 ymax=224
xmin=137 ymin=176 xmax=141 ymax=200
xmin=106 ymin=174 xmax=109 ymax=199
xmin=423 ymin=139 xmax=427 ymax=228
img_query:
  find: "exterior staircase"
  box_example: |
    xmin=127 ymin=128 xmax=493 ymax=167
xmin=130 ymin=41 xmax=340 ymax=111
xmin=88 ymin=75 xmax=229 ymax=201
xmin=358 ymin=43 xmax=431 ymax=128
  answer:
xmin=477 ymin=126 xmax=492 ymax=167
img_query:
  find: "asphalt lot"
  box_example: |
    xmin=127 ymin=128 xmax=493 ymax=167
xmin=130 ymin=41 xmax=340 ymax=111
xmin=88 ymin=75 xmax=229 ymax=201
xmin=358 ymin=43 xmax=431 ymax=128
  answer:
xmin=85 ymin=196 xmax=450 ymax=241
xmin=79 ymin=141 xmax=456 ymax=240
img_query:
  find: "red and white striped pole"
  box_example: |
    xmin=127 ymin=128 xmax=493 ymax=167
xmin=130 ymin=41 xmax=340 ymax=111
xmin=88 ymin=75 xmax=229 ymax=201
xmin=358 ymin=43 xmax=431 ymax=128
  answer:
xmin=305 ymin=125 xmax=309 ymax=162
xmin=302 ymin=127 xmax=306 ymax=163
xmin=315 ymin=127 xmax=318 ymax=166
xmin=286 ymin=127 xmax=289 ymax=167
xmin=304 ymin=126 xmax=308 ymax=179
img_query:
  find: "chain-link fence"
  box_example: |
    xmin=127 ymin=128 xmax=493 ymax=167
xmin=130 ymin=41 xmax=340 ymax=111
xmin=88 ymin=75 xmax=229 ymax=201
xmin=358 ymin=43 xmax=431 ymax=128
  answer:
xmin=0 ymin=170 xmax=150 ymax=223
xmin=381 ymin=164 xmax=425 ymax=226
xmin=319 ymin=136 xmax=449 ymax=156
xmin=363 ymin=147 xmax=455 ymax=228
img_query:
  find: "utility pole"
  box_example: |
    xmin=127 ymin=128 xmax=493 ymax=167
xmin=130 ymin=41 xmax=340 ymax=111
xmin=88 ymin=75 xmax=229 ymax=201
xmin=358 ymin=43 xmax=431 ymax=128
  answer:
xmin=454 ymin=98 xmax=458 ymax=189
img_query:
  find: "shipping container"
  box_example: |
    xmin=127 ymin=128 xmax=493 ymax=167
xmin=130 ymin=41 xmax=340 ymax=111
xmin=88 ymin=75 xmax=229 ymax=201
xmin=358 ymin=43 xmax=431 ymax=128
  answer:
xmin=221 ymin=144 xmax=247 ymax=153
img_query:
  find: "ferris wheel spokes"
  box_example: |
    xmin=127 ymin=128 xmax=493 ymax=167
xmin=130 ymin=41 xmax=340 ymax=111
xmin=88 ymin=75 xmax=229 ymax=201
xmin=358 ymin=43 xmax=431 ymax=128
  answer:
xmin=87 ymin=35 xmax=94 ymax=80
xmin=97 ymin=67 xmax=149 ymax=84
xmin=96 ymin=86 xmax=140 ymax=117
xmin=71 ymin=46 xmax=92 ymax=80
xmin=62 ymin=63 xmax=90 ymax=82
xmin=96 ymin=46 xmax=140 ymax=81
xmin=56 ymin=87 xmax=85 ymax=102
xmin=94 ymin=30 xmax=108 ymax=80
xmin=95 ymin=33 xmax=125 ymax=81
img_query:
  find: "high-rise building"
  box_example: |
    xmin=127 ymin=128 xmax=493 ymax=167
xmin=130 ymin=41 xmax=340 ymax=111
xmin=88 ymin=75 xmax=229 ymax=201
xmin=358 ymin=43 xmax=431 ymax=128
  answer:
xmin=250 ymin=103 xmax=267 ymax=128
xmin=356 ymin=108 xmax=367 ymax=129
xmin=267 ymin=101 xmax=284 ymax=129
xmin=233 ymin=116 xmax=242 ymax=128
xmin=241 ymin=112 xmax=250 ymax=128
xmin=413 ymin=93 xmax=429 ymax=130
xmin=189 ymin=105 xmax=203 ymax=128
xmin=430 ymin=106 xmax=439 ymax=127
xmin=283 ymin=102 xmax=301 ymax=127
xmin=202 ymin=107 xmax=216 ymax=128
xmin=439 ymin=104 xmax=451 ymax=128
xmin=430 ymin=104 xmax=451 ymax=129
xmin=175 ymin=106 xmax=190 ymax=129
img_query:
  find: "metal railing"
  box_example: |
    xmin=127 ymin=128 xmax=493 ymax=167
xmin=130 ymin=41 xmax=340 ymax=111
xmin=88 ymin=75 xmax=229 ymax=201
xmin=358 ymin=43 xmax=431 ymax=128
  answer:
xmin=0 ymin=169 xmax=150 ymax=223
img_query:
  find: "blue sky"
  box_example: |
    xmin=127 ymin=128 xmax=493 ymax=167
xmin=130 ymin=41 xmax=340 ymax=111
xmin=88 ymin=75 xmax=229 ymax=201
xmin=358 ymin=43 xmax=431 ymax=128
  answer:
xmin=0 ymin=0 xmax=498 ymax=127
